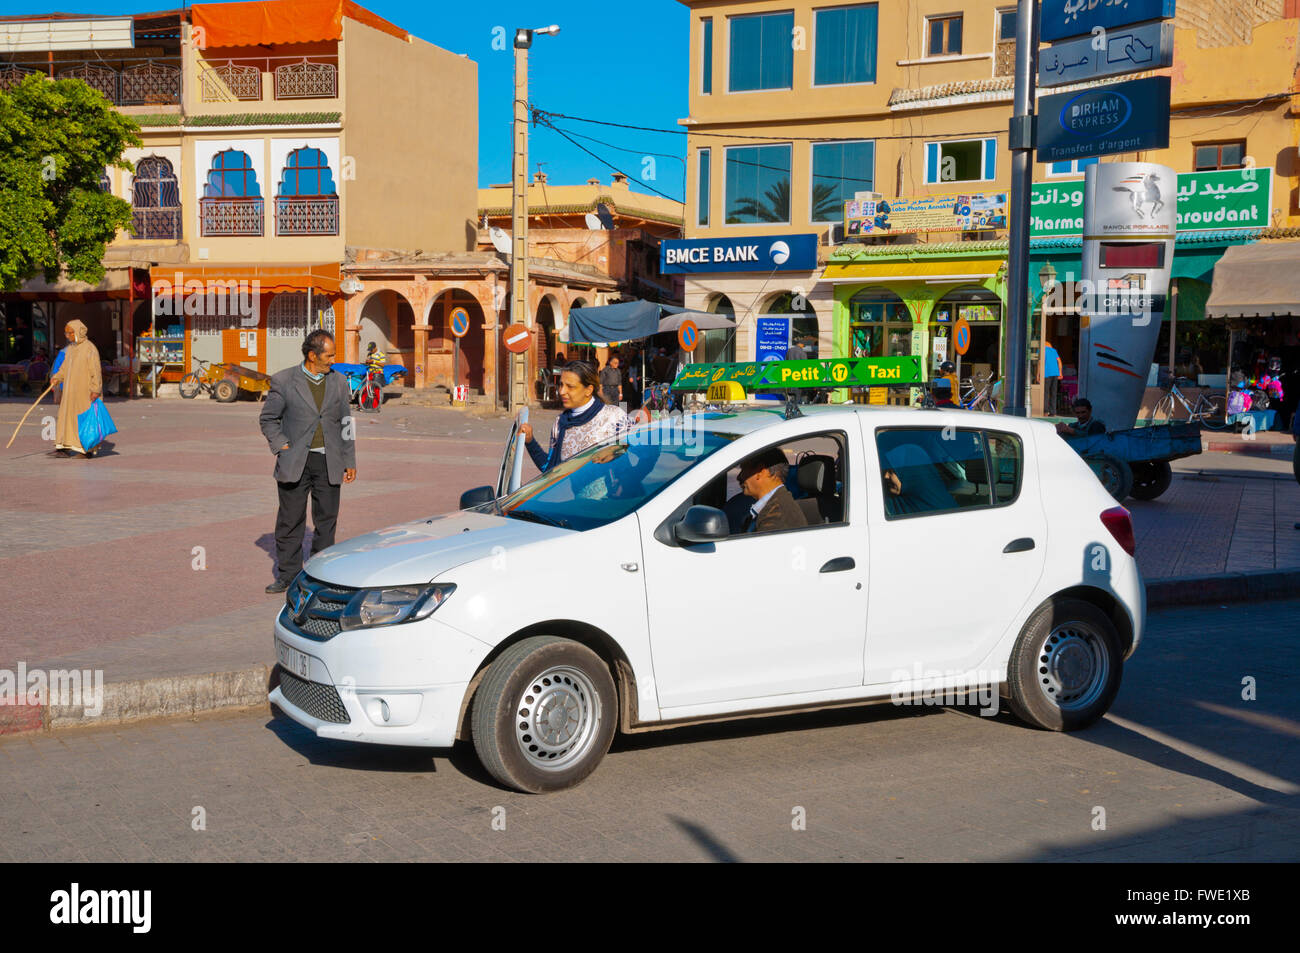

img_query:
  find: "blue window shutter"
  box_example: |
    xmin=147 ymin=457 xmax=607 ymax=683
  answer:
xmin=925 ymin=143 xmax=939 ymax=184
xmin=983 ymin=138 xmax=996 ymax=180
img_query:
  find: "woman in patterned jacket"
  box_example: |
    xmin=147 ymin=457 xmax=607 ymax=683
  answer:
xmin=520 ymin=360 xmax=635 ymax=472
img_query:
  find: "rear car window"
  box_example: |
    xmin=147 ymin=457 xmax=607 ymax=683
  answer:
xmin=876 ymin=427 xmax=1023 ymax=519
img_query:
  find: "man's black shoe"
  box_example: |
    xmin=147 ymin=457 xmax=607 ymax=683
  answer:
xmin=265 ymin=578 xmax=291 ymax=594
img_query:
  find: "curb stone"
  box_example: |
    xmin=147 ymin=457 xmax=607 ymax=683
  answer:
xmin=5 ymin=569 xmax=1299 ymax=737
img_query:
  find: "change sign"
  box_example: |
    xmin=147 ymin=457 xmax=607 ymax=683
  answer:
xmin=1037 ymin=75 xmax=1170 ymax=163
xmin=1038 ymin=20 xmax=1173 ymax=87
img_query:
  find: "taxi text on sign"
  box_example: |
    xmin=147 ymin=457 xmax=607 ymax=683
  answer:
xmin=1039 ymin=0 xmax=1177 ymax=43
xmin=672 ymin=357 xmax=924 ymax=392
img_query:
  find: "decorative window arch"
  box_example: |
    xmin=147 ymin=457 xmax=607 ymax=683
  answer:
xmin=278 ymin=147 xmax=337 ymax=197
xmin=204 ymin=149 xmax=261 ymax=198
xmin=131 ymin=156 xmax=182 ymax=240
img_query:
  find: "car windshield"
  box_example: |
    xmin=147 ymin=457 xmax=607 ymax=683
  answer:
xmin=494 ymin=424 xmax=738 ymax=532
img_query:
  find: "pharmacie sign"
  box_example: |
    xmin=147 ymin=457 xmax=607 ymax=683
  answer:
xmin=1030 ymin=168 xmax=1272 ymax=238
xmin=661 ymin=234 xmax=818 ymax=274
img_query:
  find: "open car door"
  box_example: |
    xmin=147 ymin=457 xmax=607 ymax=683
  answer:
xmin=496 ymin=407 xmax=530 ymax=498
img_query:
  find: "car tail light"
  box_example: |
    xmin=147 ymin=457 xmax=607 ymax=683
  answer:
xmin=1100 ymin=506 xmax=1135 ymax=556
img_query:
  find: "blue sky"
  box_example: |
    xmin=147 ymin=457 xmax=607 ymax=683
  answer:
xmin=1 ymin=0 xmax=690 ymax=200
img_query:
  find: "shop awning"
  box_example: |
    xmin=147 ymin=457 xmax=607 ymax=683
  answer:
xmin=2 ymin=266 xmax=151 ymax=301
xmin=565 ymin=301 xmax=725 ymax=345
xmin=821 ymin=258 xmax=1004 ymax=283
xmin=148 ymin=262 xmax=341 ymax=295
xmin=190 ymin=0 xmax=409 ymax=47
xmin=1205 ymin=242 xmax=1300 ymax=318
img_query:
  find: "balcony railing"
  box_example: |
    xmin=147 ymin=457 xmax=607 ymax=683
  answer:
xmin=0 ymin=58 xmax=182 ymax=105
xmin=201 ymin=197 xmax=264 ymax=236
xmin=275 ymin=196 xmax=339 ymax=236
xmin=199 ymin=56 xmax=338 ymax=103
xmin=132 ymin=207 xmax=182 ymax=241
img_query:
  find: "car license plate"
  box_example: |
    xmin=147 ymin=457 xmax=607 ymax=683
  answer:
xmin=276 ymin=638 xmax=311 ymax=680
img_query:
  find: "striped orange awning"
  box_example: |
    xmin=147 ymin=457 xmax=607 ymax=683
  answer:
xmin=148 ymin=262 xmax=340 ymax=294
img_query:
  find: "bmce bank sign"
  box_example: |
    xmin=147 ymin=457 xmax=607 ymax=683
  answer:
xmin=661 ymin=234 xmax=819 ymax=274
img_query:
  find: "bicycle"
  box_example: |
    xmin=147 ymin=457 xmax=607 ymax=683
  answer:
xmin=178 ymin=357 xmax=237 ymax=402
xmin=1149 ymin=376 xmax=1227 ymax=429
xmin=960 ymin=375 xmax=997 ymax=412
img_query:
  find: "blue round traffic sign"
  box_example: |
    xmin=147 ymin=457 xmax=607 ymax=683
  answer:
xmin=450 ymin=307 xmax=470 ymax=339
xmin=678 ymin=320 xmax=699 ymax=352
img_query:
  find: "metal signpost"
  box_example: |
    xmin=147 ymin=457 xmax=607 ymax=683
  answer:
xmin=1003 ymin=0 xmax=1176 ymax=417
xmin=450 ymin=306 xmax=469 ymax=401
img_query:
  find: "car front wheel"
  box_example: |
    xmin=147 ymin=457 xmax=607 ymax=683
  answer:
xmin=470 ymin=636 xmax=617 ymax=793
xmin=1006 ymin=598 xmax=1123 ymax=731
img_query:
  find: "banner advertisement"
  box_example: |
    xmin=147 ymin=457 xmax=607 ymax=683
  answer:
xmin=1030 ymin=168 xmax=1271 ymax=237
xmin=845 ymin=192 xmax=1008 ymax=236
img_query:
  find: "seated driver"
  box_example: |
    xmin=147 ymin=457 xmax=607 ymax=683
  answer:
xmin=737 ymin=449 xmax=807 ymax=534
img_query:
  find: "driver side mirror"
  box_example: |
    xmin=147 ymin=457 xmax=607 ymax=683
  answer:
xmin=459 ymin=485 xmax=496 ymax=510
xmin=674 ymin=505 xmax=730 ymax=544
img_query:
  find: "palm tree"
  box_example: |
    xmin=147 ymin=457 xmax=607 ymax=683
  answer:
xmin=811 ymin=183 xmax=843 ymax=222
xmin=727 ymin=179 xmax=791 ymax=223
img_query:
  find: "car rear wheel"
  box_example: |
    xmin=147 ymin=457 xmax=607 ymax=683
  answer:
xmin=1007 ymin=598 xmax=1123 ymax=732
xmin=471 ymin=636 xmax=617 ymax=793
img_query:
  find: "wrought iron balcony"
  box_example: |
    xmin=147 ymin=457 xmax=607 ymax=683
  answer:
xmin=0 ymin=58 xmax=182 ymax=105
xmin=131 ymin=207 xmax=182 ymax=241
xmin=201 ymin=197 xmax=264 ymax=236
xmin=275 ymin=196 xmax=340 ymax=236
xmin=199 ymin=56 xmax=338 ymax=102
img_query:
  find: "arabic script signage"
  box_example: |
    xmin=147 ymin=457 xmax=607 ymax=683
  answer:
xmin=1040 ymin=0 xmax=1177 ymax=43
xmin=1038 ymin=20 xmax=1173 ymax=87
xmin=845 ymin=192 xmax=1008 ymax=236
xmin=1030 ymin=168 xmax=1272 ymax=237
xmin=671 ymin=357 xmax=925 ymax=391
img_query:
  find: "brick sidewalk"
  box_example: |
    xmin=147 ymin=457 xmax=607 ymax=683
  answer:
xmin=0 ymin=397 xmax=1296 ymax=709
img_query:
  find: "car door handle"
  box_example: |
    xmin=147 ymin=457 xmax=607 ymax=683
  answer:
xmin=819 ymin=557 xmax=855 ymax=573
xmin=1003 ymin=538 xmax=1036 ymax=554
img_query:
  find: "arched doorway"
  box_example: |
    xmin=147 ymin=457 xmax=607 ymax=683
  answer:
xmin=427 ymin=289 xmax=486 ymax=391
xmin=704 ymin=294 xmax=736 ymax=363
xmin=934 ymin=285 xmax=1002 ymax=383
xmin=762 ymin=291 xmax=820 ymax=358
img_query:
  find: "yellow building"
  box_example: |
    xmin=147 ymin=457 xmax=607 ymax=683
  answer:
xmin=0 ymin=0 xmax=477 ymax=392
xmin=676 ymin=0 xmax=1300 ymax=412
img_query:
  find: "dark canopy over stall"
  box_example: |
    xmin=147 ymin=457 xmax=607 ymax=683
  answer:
xmin=1206 ymin=243 xmax=1300 ymax=318
xmin=566 ymin=300 xmax=734 ymax=344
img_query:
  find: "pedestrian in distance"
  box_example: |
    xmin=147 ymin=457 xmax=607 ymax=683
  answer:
xmin=258 ymin=330 xmax=357 ymax=594
xmin=600 ymin=354 xmax=623 ymax=406
xmin=49 ymin=320 xmax=102 ymax=458
xmin=1043 ymin=340 xmax=1062 ymax=415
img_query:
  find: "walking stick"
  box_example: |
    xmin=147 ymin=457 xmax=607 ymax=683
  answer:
xmin=5 ymin=383 xmax=56 ymax=449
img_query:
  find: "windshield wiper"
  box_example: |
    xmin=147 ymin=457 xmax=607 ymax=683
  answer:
xmin=505 ymin=508 xmax=568 ymax=529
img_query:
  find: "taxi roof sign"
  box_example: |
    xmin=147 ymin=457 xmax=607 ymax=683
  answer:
xmin=706 ymin=380 xmax=746 ymax=402
xmin=672 ymin=357 xmax=924 ymax=392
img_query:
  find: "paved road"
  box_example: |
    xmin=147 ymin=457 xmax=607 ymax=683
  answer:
xmin=3 ymin=599 xmax=1296 ymax=862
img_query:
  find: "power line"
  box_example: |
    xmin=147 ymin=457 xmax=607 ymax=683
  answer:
xmin=533 ymin=114 xmax=680 ymax=202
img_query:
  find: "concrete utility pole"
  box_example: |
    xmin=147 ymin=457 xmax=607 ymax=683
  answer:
xmin=509 ymin=25 xmax=559 ymax=411
xmin=1004 ymin=0 xmax=1039 ymax=417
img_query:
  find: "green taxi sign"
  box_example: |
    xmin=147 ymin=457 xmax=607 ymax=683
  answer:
xmin=671 ymin=357 xmax=924 ymax=392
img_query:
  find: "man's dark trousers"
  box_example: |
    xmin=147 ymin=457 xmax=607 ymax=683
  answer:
xmin=275 ymin=452 xmax=339 ymax=580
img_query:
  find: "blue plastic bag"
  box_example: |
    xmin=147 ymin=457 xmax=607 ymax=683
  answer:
xmin=77 ymin=398 xmax=118 ymax=452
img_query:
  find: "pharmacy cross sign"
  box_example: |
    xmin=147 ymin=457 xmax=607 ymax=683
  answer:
xmin=670 ymin=357 xmax=925 ymax=392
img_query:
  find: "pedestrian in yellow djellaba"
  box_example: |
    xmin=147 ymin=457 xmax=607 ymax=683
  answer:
xmin=50 ymin=319 xmax=102 ymax=457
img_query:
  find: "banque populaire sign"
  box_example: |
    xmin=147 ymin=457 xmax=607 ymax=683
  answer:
xmin=1036 ymin=75 xmax=1171 ymax=163
xmin=1030 ymin=168 xmax=1273 ymax=237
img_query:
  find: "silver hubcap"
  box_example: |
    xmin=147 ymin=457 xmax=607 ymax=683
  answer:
xmin=514 ymin=666 xmax=601 ymax=772
xmin=1036 ymin=623 xmax=1109 ymax=711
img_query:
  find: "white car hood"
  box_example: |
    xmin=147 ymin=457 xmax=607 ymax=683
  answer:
xmin=304 ymin=510 xmax=569 ymax=588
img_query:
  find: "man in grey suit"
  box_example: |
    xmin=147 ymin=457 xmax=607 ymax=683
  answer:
xmin=258 ymin=329 xmax=357 ymax=593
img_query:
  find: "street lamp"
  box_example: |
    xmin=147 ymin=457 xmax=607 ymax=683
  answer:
xmin=508 ymin=23 xmax=560 ymax=410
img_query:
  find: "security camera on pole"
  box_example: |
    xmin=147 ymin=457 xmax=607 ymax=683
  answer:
xmin=509 ymin=24 xmax=560 ymax=412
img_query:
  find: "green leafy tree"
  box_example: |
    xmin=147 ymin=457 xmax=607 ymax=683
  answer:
xmin=0 ymin=74 xmax=141 ymax=292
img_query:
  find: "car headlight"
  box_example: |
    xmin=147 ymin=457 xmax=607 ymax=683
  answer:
xmin=340 ymin=584 xmax=456 ymax=631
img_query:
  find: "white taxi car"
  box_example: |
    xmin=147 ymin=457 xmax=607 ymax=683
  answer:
xmin=270 ymin=405 xmax=1144 ymax=793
